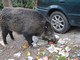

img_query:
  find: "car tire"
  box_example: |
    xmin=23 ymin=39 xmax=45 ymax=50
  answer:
xmin=49 ymin=11 xmax=70 ymax=33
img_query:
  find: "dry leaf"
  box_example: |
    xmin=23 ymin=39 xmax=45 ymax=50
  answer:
xmin=22 ymin=43 xmax=29 ymax=48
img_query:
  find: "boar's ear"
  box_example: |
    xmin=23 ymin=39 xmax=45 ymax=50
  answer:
xmin=44 ymin=21 xmax=53 ymax=34
xmin=44 ymin=21 xmax=53 ymax=30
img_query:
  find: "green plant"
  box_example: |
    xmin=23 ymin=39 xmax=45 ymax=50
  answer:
xmin=0 ymin=0 xmax=3 ymax=10
xmin=12 ymin=0 xmax=36 ymax=9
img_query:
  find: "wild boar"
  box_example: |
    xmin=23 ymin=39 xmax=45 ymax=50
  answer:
xmin=1 ymin=7 xmax=56 ymax=47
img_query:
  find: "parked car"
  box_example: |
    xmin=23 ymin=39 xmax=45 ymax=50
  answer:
xmin=36 ymin=0 xmax=80 ymax=33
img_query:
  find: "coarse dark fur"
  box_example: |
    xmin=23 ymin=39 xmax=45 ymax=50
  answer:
xmin=1 ymin=7 xmax=56 ymax=47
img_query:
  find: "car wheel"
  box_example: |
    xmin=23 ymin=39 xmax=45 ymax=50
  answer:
xmin=49 ymin=11 xmax=70 ymax=33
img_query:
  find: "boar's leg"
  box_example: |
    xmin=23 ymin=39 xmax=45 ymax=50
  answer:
xmin=9 ymin=31 xmax=14 ymax=40
xmin=23 ymin=34 xmax=33 ymax=47
xmin=1 ymin=27 xmax=9 ymax=44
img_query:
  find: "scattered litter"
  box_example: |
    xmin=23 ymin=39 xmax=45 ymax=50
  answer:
xmin=72 ymin=45 xmax=76 ymax=48
xmin=37 ymin=49 xmax=40 ymax=51
xmin=47 ymin=44 xmax=55 ymax=53
xmin=3 ymin=36 xmax=77 ymax=60
xmin=47 ymin=40 xmax=71 ymax=57
xmin=32 ymin=36 xmax=39 ymax=43
xmin=38 ymin=58 xmax=43 ymax=60
xmin=32 ymin=42 xmax=37 ymax=47
xmin=77 ymin=52 xmax=80 ymax=57
xmin=43 ymin=56 xmax=48 ymax=60
xmin=38 ymin=56 xmax=48 ymax=60
xmin=22 ymin=43 xmax=29 ymax=48
xmin=14 ymin=52 xmax=21 ymax=58
xmin=27 ymin=52 xmax=31 ymax=56
xmin=8 ymin=59 xmax=15 ymax=60
xmin=47 ymin=44 xmax=62 ymax=53
xmin=42 ymin=52 xmax=46 ymax=55
xmin=55 ymin=35 xmax=59 ymax=40
xmin=27 ymin=56 xmax=33 ymax=60
xmin=36 ymin=57 xmax=39 ymax=59
xmin=58 ymin=39 xmax=65 ymax=45
xmin=37 ymin=40 xmax=48 ymax=46
xmin=50 ymin=42 xmax=53 ymax=44
xmin=59 ymin=50 xmax=69 ymax=57
xmin=37 ymin=52 xmax=40 ymax=56
xmin=65 ymin=46 xmax=71 ymax=52
xmin=58 ymin=38 xmax=70 ymax=45
xmin=64 ymin=52 xmax=69 ymax=57
xmin=40 ymin=52 xmax=43 ymax=54
xmin=72 ymin=44 xmax=79 ymax=48
xmin=60 ymin=45 xmax=64 ymax=48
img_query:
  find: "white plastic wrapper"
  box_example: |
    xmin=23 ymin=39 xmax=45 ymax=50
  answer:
xmin=27 ymin=56 xmax=33 ymax=60
xmin=14 ymin=52 xmax=21 ymax=58
xmin=47 ymin=44 xmax=62 ymax=53
xmin=8 ymin=59 xmax=15 ymax=60
xmin=32 ymin=36 xmax=39 ymax=43
xmin=59 ymin=50 xmax=69 ymax=57
xmin=55 ymin=35 xmax=59 ymax=39
xmin=65 ymin=46 xmax=71 ymax=52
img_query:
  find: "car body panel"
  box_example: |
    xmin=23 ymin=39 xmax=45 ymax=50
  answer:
xmin=37 ymin=0 xmax=80 ymax=26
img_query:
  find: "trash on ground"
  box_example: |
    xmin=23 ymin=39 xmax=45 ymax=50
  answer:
xmin=47 ymin=44 xmax=62 ymax=53
xmin=32 ymin=36 xmax=39 ymax=43
xmin=55 ymin=35 xmax=59 ymax=40
xmin=37 ymin=52 xmax=40 ymax=56
xmin=36 ymin=57 xmax=39 ymax=59
xmin=14 ymin=52 xmax=21 ymax=58
xmin=38 ymin=56 xmax=48 ymax=60
xmin=37 ymin=40 xmax=48 ymax=46
xmin=26 ymin=56 xmax=33 ymax=60
xmin=32 ymin=42 xmax=37 ymax=47
xmin=72 ymin=45 xmax=76 ymax=48
xmin=38 ymin=58 xmax=43 ymax=60
xmin=27 ymin=52 xmax=31 ymax=56
xmin=77 ymin=52 xmax=80 ymax=57
xmin=22 ymin=43 xmax=29 ymax=48
xmin=59 ymin=50 xmax=69 ymax=57
xmin=65 ymin=46 xmax=71 ymax=52
xmin=58 ymin=38 xmax=69 ymax=45
xmin=47 ymin=37 xmax=71 ymax=57
xmin=8 ymin=59 xmax=15 ymax=60
xmin=43 ymin=56 xmax=48 ymax=60
xmin=42 ymin=52 xmax=46 ymax=55
xmin=50 ymin=42 xmax=53 ymax=44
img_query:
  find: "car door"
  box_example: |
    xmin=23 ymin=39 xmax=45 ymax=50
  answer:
xmin=58 ymin=0 xmax=80 ymax=25
xmin=65 ymin=0 xmax=80 ymax=25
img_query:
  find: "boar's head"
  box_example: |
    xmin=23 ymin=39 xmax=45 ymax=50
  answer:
xmin=42 ymin=21 xmax=57 ymax=43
